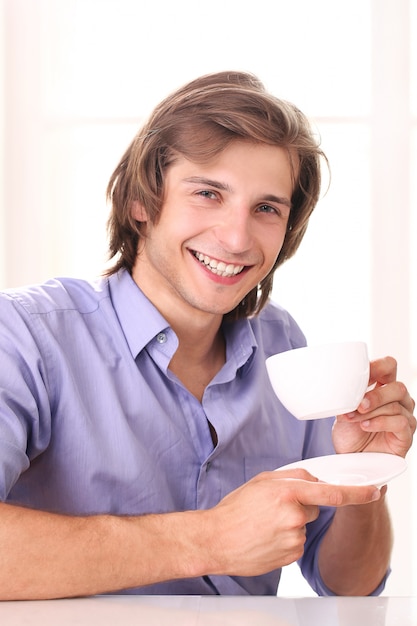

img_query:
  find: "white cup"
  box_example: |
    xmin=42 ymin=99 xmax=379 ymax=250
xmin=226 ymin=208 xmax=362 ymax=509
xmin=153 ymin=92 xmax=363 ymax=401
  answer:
xmin=266 ymin=341 xmax=369 ymax=420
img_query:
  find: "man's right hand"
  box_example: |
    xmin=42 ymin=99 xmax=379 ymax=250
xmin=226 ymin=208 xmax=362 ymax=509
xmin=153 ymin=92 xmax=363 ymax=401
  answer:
xmin=204 ymin=469 xmax=381 ymax=577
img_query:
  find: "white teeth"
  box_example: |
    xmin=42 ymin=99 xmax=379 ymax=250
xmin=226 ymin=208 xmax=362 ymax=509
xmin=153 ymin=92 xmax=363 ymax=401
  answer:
xmin=194 ymin=252 xmax=244 ymax=277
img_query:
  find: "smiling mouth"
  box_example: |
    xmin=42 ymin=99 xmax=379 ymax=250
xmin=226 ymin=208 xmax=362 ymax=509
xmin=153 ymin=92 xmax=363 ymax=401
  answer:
xmin=192 ymin=251 xmax=245 ymax=277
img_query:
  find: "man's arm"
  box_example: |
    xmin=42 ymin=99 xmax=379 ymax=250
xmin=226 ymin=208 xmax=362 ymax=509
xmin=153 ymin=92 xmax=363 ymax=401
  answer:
xmin=0 ymin=501 xmax=209 ymax=600
xmin=0 ymin=474 xmax=380 ymax=600
xmin=320 ymin=356 xmax=416 ymax=595
xmin=318 ymin=490 xmax=392 ymax=595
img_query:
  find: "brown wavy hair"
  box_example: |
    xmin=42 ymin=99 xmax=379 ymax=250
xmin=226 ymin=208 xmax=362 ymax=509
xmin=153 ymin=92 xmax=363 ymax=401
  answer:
xmin=106 ymin=71 xmax=326 ymax=320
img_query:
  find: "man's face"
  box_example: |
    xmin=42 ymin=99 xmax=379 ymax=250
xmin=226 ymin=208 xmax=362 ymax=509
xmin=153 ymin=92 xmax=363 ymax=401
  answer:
xmin=131 ymin=140 xmax=294 ymax=322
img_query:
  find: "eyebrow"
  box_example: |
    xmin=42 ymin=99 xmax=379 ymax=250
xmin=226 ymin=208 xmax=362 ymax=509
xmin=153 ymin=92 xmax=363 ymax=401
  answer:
xmin=183 ymin=176 xmax=292 ymax=209
xmin=183 ymin=176 xmax=233 ymax=192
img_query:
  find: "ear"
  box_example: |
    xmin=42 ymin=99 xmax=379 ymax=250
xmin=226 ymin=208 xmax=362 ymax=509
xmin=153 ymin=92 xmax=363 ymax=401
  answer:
xmin=131 ymin=201 xmax=149 ymax=222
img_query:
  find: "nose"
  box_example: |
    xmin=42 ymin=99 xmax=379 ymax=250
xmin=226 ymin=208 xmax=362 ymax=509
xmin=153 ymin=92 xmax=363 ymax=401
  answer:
xmin=213 ymin=206 xmax=253 ymax=254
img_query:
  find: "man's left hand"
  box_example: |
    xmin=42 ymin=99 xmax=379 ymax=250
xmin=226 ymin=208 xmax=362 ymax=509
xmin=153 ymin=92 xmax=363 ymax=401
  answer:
xmin=333 ymin=356 xmax=416 ymax=457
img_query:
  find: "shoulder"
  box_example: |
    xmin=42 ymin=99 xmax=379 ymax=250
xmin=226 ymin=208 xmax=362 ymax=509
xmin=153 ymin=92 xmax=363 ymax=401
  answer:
xmin=0 ymin=275 xmax=110 ymax=317
xmin=249 ymin=299 xmax=307 ymax=358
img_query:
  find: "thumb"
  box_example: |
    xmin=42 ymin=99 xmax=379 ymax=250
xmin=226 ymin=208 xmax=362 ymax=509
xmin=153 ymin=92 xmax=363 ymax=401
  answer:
xmin=292 ymin=481 xmax=381 ymax=508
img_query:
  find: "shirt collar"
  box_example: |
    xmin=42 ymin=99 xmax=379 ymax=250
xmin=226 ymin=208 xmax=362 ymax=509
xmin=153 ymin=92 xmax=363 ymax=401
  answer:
xmin=219 ymin=317 xmax=258 ymax=381
xmin=108 ymin=269 xmax=170 ymax=359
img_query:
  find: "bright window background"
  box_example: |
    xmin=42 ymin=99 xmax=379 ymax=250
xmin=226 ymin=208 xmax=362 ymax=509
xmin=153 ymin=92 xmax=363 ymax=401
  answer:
xmin=0 ymin=0 xmax=416 ymax=596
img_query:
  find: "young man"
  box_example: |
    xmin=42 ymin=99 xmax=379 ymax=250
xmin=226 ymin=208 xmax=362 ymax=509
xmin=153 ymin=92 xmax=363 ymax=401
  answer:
xmin=0 ymin=71 xmax=415 ymax=600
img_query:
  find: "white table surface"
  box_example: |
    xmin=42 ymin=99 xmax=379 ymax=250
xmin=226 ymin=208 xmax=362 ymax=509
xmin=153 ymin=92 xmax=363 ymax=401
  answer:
xmin=0 ymin=595 xmax=416 ymax=625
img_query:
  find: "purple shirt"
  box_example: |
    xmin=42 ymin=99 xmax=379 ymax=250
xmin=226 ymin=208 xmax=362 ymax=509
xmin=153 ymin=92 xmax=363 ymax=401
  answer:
xmin=0 ymin=269 xmax=353 ymax=595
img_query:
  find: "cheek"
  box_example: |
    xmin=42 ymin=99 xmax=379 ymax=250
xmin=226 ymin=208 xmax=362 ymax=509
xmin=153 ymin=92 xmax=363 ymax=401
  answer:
xmin=262 ymin=229 xmax=286 ymax=264
xmin=154 ymin=204 xmax=196 ymax=238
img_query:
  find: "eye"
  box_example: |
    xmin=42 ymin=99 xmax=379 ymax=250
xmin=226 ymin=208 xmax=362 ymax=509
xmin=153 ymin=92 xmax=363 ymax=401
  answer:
xmin=256 ymin=202 xmax=291 ymax=219
xmin=196 ymin=190 xmax=218 ymax=200
xmin=257 ymin=204 xmax=279 ymax=215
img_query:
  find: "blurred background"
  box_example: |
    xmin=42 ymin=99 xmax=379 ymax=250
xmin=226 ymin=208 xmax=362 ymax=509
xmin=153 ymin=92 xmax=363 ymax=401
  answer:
xmin=0 ymin=0 xmax=415 ymax=596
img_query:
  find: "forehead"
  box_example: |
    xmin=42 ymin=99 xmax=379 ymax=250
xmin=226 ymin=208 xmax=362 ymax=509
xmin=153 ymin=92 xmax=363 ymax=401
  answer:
xmin=165 ymin=140 xmax=298 ymax=192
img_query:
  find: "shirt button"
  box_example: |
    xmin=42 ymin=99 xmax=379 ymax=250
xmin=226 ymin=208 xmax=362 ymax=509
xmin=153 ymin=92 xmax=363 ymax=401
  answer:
xmin=156 ymin=332 xmax=167 ymax=344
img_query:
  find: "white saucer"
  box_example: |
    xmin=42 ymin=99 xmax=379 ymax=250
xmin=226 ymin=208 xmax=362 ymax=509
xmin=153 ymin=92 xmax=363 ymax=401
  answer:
xmin=277 ymin=452 xmax=407 ymax=487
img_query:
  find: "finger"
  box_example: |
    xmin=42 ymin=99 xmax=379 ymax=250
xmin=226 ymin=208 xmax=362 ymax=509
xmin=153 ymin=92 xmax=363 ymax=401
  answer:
xmin=293 ymin=481 xmax=381 ymax=508
xmin=359 ymin=411 xmax=416 ymax=455
xmin=357 ymin=381 xmax=414 ymax=416
xmin=304 ymin=504 xmax=320 ymax=524
xmin=368 ymin=356 xmax=397 ymax=386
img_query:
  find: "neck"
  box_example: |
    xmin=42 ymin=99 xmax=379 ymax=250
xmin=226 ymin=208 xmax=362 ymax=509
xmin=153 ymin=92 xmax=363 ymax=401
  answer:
xmin=168 ymin=324 xmax=226 ymax=403
xmin=132 ymin=270 xmax=227 ymax=401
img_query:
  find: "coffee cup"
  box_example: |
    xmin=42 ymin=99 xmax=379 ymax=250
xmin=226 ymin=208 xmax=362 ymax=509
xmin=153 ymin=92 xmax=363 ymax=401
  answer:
xmin=266 ymin=341 xmax=369 ymax=420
